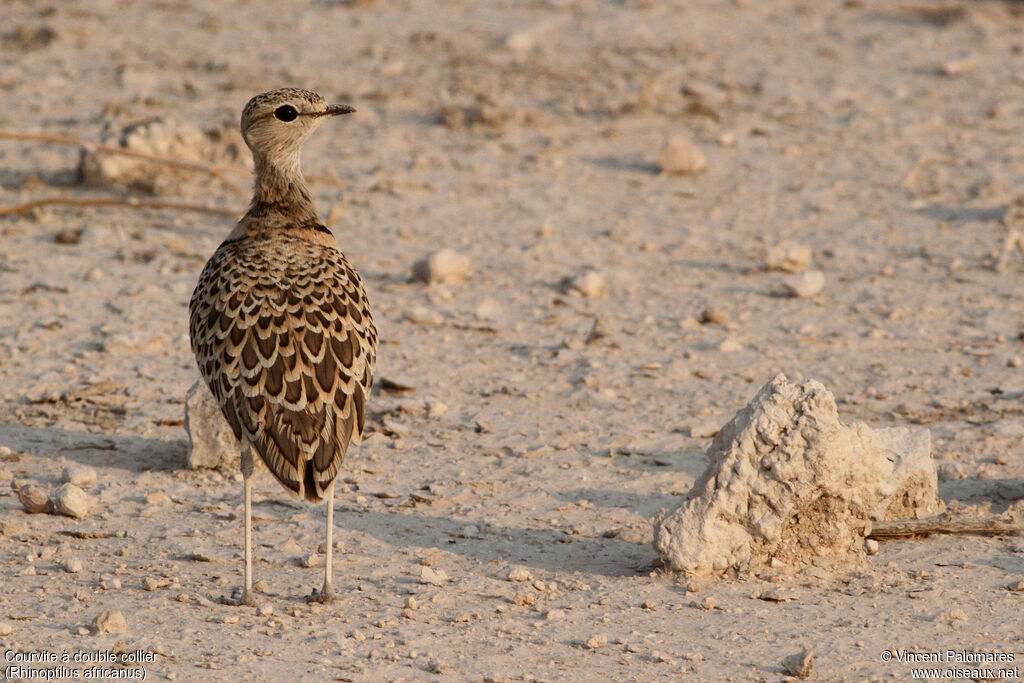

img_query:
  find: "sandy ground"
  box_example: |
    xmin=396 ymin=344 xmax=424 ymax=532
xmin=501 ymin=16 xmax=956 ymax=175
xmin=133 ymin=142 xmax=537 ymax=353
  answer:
xmin=2 ymin=0 xmax=1024 ymax=680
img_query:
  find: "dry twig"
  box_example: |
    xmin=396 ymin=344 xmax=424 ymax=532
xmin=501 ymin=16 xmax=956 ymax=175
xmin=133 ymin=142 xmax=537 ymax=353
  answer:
xmin=868 ymin=513 xmax=1024 ymax=539
xmin=0 ymin=196 xmax=237 ymax=219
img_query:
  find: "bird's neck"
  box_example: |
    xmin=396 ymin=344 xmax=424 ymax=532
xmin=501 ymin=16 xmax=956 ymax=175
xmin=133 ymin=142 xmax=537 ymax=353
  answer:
xmin=246 ymin=152 xmax=319 ymax=224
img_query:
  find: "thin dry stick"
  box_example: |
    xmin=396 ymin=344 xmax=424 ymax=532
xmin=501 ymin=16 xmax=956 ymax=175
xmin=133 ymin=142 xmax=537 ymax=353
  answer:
xmin=0 ymin=128 xmax=348 ymax=190
xmin=868 ymin=514 xmax=1024 ymax=539
xmin=0 ymin=196 xmax=237 ymax=219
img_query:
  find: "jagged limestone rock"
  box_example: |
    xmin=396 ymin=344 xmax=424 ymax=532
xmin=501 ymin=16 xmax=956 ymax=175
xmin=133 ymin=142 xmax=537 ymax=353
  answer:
xmin=654 ymin=374 xmax=943 ymax=577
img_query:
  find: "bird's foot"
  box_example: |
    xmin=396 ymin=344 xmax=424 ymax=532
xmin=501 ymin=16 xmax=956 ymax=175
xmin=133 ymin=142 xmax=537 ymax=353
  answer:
xmin=219 ymin=588 xmax=258 ymax=607
xmin=307 ymin=584 xmax=335 ymax=604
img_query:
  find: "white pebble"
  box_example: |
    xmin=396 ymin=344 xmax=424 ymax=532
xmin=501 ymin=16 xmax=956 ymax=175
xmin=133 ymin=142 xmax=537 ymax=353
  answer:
xmin=61 ymin=464 xmax=97 ymax=487
xmin=404 ymin=306 xmax=444 ymax=325
xmin=91 ymin=610 xmax=127 ymax=634
xmin=507 ymin=567 xmax=533 ymax=583
xmin=564 ymin=271 xmax=606 ymax=298
xmin=585 ymin=634 xmax=608 ymax=649
xmin=764 ymin=242 xmax=812 ymax=273
xmin=0 ymin=623 xmax=12 ymax=637
xmin=419 ymin=566 xmax=449 ymax=586
xmin=64 ymin=558 xmax=84 ymax=573
xmin=865 ymin=539 xmax=879 ymax=555
xmin=658 ymin=138 xmax=706 ymax=175
xmin=782 ymin=270 xmax=825 ymax=298
xmin=411 ymin=249 xmax=469 ymax=284
xmin=54 ymin=483 xmax=90 ymax=519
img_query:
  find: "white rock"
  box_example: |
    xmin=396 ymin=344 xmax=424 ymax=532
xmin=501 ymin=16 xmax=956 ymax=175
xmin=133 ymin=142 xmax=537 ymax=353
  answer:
xmin=54 ymin=483 xmax=90 ymax=519
xmin=507 ymin=567 xmax=533 ymax=583
xmin=91 ymin=610 xmax=127 ymax=635
xmin=782 ymin=269 xmax=825 ymax=298
xmin=419 ymin=566 xmax=449 ymax=586
xmin=64 ymin=558 xmax=84 ymax=573
xmin=102 ymin=331 xmax=168 ymax=354
xmin=764 ymin=242 xmax=812 ymax=273
xmin=410 ymin=249 xmax=470 ymax=285
xmin=426 ymin=400 xmax=448 ymax=420
xmin=653 ymin=374 xmax=943 ymax=577
xmin=19 ymin=485 xmax=53 ymax=514
xmin=782 ymin=648 xmax=814 ymax=678
xmin=404 ymin=306 xmax=444 ymax=325
xmin=61 ymin=463 xmax=97 ymax=487
xmin=564 ymin=271 xmax=606 ymax=298
xmin=80 ymin=117 xmax=213 ymax=194
xmin=0 ymin=623 xmax=12 ymax=637
xmin=658 ymin=138 xmax=706 ymax=175
xmin=184 ymin=379 xmax=238 ymax=470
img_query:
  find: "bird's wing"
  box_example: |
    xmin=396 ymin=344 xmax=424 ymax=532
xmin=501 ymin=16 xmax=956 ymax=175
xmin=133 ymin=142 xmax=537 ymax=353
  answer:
xmin=189 ymin=238 xmax=376 ymax=502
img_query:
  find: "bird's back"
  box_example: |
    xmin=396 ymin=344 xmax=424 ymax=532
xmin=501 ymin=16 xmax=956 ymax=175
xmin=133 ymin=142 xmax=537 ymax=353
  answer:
xmin=189 ymin=226 xmax=376 ymax=502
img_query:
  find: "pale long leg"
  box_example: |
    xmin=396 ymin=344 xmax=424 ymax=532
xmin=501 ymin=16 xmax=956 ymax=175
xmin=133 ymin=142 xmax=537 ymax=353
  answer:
xmin=311 ymin=483 xmax=336 ymax=603
xmin=237 ymin=447 xmax=257 ymax=606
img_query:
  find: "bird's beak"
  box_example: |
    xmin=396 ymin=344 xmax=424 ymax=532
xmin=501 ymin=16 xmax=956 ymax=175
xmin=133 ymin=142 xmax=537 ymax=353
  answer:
xmin=325 ymin=104 xmax=356 ymax=117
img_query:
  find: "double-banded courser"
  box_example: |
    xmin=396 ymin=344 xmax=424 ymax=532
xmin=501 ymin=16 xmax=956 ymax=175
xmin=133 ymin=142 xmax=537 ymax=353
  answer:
xmin=189 ymin=88 xmax=376 ymax=605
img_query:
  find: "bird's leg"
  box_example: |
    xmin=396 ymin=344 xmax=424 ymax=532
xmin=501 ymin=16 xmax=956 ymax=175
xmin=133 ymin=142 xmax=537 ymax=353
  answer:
xmin=309 ymin=483 xmax=336 ymax=603
xmin=225 ymin=447 xmax=258 ymax=607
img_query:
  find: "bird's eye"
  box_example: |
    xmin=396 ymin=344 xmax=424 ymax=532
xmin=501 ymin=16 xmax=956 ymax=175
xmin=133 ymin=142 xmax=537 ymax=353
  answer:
xmin=274 ymin=105 xmax=298 ymax=122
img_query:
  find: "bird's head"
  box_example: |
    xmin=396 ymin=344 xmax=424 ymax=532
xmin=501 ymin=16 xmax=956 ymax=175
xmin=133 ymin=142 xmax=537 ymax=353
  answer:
xmin=240 ymin=88 xmax=355 ymax=161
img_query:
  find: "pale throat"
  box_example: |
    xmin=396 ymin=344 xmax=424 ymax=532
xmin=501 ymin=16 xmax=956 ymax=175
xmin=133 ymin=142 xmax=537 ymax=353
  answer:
xmin=249 ymin=149 xmax=318 ymax=221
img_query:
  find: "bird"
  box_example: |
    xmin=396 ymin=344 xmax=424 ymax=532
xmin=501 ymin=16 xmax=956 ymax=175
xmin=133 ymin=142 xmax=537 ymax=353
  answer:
xmin=188 ymin=88 xmax=376 ymax=605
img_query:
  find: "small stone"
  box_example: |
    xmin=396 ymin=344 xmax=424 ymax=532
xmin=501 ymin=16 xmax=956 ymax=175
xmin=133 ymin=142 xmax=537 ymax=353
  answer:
xmin=938 ymin=608 xmax=968 ymax=623
xmin=258 ymin=605 xmax=273 ymax=617
xmin=699 ymin=597 xmax=716 ymax=610
xmin=185 ymin=379 xmax=238 ymax=470
xmin=782 ymin=648 xmax=814 ymax=678
xmin=865 ymin=539 xmax=879 ymax=555
xmin=404 ymin=306 xmax=444 ymax=325
xmin=64 ymin=558 xmax=84 ymax=573
xmin=61 ymin=464 xmax=97 ymax=486
xmin=942 ymin=54 xmax=976 ymax=76
xmin=1007 ymin=579 xmax=1024 ymax=592
xmin=426 ymin=400 xmax=448 ymax=420
xmin=782 ymin=269 xmax=825 ymax=298
xmin=405 ymin=596 xmax=419 ymax=609
xmin=474 ymin=298 xmax=501 ymax=320
xmin=56 ymin=228 xmax=83 ymax=245
xmin=280 ymin=538 xmax=302 ymax=554
xmin=0 ymin=520 xmax=28 ymax=536
xmin=145 ymin=491 xmax=171 ymax=505
xmin=699 ymin=308 xmax=728 ymax=325
xmin=765 ymin=242 xmax=812 ymax=273
xmin=54 ymin=483 xmax=90 ymax=518
xmin=545 ymin=609 xmax=564 ymax=620
xmin=419 ymin=566 xmax=449 ymax=585
xmin=1008 ymin=356 xmax=1022 ymax=369
xmin=717 ymin=337 xmax=742 ymax=353
xmin=91 ymin=610 xmax=127 ymax=634
xmin=143 ymin=577 xmax=162 ymax=591
xmin=507 ymin=567 xmax=533 ymax=583
xmin=563 ymin=271 xmax=606 ymax=298
xmin=687 ymin=421 xmax=720 ymax=439
xmin=585 ymin=634 xmax=608 ymax=649
xmin=937 ymin=462 xmax=967 ymax=481
xmin=411 ymin=249 xmax=470 ymax=284
xmin=19 ymin=484 xmax=53 ymax=514
xmin=658 ymin=138 xmax=706 ymax=175
xmin=301 ymin=553 xmax=321 ymax=568
xmin=0 ymin=623 xmax=12 ymax=637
